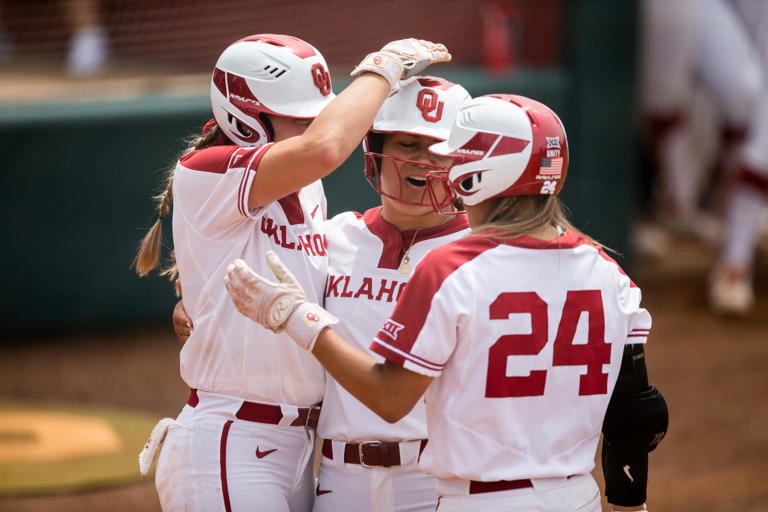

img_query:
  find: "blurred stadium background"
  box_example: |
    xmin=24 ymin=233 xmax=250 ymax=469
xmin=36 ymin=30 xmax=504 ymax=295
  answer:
xmin=0 ymin=0 xmax=638 ymax=335
xmin=0 ymin=1 xmax=766 ymax=511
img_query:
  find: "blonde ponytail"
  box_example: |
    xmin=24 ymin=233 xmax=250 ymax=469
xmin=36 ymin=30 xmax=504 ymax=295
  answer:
xmin=133 ymin=122 xmax=227 ymax=280
xmin=133 ymin=174 xmax=174 ymax=277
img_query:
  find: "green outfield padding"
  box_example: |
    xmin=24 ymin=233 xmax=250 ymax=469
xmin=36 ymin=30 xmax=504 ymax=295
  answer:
xmin=0 ymin=403 xmax=159 ymax=496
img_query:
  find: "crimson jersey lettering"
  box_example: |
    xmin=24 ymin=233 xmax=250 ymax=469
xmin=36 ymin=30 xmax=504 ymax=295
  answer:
xmin=354 ymin=278 xmax=374 ymax=300
xmin=326 ymin=274 xmax=407 ymax=303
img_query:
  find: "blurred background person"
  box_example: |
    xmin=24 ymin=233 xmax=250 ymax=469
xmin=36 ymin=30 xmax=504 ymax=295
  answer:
xmin=64 ymin=0 xmax=108 ymax=75
xmin=0 ymin=0 xmax=107 ymax=75
xmin=640 ymin=0 xmax=768 ymax=315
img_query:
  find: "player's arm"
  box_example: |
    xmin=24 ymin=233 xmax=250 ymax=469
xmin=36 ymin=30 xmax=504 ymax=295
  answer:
xmin=223 ymin=253 xmax=432 ymax=422
xmin=248 ymin=74 xmax=389 ymax=208
xmin=311 ymin=328 xmax=432 ymax=423
xmin=248 ymin=39 xmax=451 ymax=208
xmin=602 ymin=343 xmax=668 ymax=510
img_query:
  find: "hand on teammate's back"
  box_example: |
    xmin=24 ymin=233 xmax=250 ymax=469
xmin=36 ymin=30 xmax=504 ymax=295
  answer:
xmin=172 ymin=300 xmax=193 ymax=345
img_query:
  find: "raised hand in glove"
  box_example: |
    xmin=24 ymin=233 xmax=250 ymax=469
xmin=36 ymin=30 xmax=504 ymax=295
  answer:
xmin=225 ymin=251 xmax=338 ymax=351
xmin=352 ymin=38 xmax=451 ymax=89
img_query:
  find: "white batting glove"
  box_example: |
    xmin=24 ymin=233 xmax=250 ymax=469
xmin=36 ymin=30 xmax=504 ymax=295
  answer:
xmin=225 ymin=251 xmax=338 ymax=350
xmin=138 ymin=417 xmax=175 ymax=476
xmin=352 ymin=38 xmax=451 ymax=89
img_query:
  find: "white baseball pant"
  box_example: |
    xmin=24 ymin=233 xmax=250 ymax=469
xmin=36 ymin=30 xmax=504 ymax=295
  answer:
xmin=154 ymin=389 xmax=318 ymax=512
xmin=435 ymin=474 xmax=601 ymax=512
xmin=313 ymin=439 xmax=437 ymax=512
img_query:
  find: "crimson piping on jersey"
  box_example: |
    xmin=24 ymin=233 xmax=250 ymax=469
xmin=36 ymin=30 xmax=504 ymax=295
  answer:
xmin=361 ymin=206 xmax=469 ymax=270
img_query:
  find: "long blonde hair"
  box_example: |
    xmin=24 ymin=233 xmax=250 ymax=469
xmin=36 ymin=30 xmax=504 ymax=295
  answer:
xmin=472 ymin=195 xmax=605 ymax=249
xmin=132 ymin=123 xmax=226 ymax=279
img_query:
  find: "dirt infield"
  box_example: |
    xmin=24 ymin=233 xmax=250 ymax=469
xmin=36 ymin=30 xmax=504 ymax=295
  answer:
xmin=0 ymin=246 xmax=766 ymax=511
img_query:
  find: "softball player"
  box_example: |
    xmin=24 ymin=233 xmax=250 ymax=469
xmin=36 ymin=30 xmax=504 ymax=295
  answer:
xmin=642 ymin=0 xmax=768 ymax=314
xmin=226 ymin=95 xmax=668 ymax=511
xmin=134 ymin=34 xmax=451 ymax=511
xmin=315 ymin=76 xmax=470 ymax=512
xmin=174 ymin=76 xmax=471 ymax=511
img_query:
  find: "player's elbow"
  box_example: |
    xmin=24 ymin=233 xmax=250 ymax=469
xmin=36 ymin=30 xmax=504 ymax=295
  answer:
xmin=371 ymin=361 xmax=430 ymax=423
xmin=301 ymin=134 xmax=346 ymax=174
xmin=374 ymin=401 xmax=411 ymax=424
xmin=371 ymin=382 xmax=419 ymax=423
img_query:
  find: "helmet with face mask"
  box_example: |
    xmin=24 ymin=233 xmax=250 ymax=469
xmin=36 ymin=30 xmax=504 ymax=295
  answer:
xmin=362 ymin=76 xmax=470 ymax=209
xmin=427 ymin=94 xmax=568 ymax=213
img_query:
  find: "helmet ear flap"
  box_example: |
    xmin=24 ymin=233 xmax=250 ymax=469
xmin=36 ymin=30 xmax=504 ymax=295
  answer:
xmin=234 ymin=118 xmax=252 ymax=138
xmin=257 ymin=114 xmax=275 ymax=141
xmin=223 ymin=111 xmax=271 ymax=145
xmin=457 ymin=171 xmax=483 ymax=194
xmin=363 ymin=131 xmax=385 ymax=183
xmin=365 ymin=131 xmax=384 ymax=155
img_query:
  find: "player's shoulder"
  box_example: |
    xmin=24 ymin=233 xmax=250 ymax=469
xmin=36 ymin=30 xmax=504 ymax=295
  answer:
xmin=179 ymin=144 xmax=265 ymax=174
xmin=326 ymin=209 xmax=364 ymax=229
xmin=570 ymin=233 xmax=638 ymax=288
xmin=415 ymin=234 xmax=500 ymax=280
xmin=429 ymin=232 xmax=498 ymax=255
xmin=325 ymin=211 xmax=365 ymax=235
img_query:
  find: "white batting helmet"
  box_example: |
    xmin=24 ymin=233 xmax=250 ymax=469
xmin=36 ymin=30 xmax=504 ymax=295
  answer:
xmin=210 ymin=34 xmax=335 ymax=146
xmin=428 ymin=94 xmax=568 ymax=209
xmin=363 ymin=76 xmax=471 ymax=207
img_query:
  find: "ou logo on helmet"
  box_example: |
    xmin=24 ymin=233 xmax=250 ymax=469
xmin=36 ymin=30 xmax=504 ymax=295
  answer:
xmin=311 ymin=63 xmax=331 ymax=96
xmin=416 ymin=89 xmax=444 ymax=123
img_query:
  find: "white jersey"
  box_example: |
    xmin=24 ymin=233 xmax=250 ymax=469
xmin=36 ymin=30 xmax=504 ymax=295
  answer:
xmin=172 ymin=143 xmax=327 ymax=406
xmin=320 ymin=207 xmax=470 ymax=442
xmin=371 ymin=231 xmax=652 ymax=481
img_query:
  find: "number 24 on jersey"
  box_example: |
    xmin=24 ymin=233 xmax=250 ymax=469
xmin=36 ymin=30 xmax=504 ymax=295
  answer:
xmin=486 ymin=290 xmax=611 ymax=398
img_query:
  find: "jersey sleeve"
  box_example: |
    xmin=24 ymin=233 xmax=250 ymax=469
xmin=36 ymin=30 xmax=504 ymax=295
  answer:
xmin=175 ymin=143 xmax=273 ymax=239
xmin=370 ymin=249 xmax=466 ymax=378
xmin=619 ymin=275 xmax=652 ymax=345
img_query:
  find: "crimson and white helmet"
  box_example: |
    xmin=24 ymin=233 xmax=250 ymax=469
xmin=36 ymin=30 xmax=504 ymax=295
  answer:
xmin=210 ymin=34 xmax=335 ymax=146
xmin=428 ymin=94 xmax=568 ymax=209
xmin=363 ymin=76 xmax=471 ymax=207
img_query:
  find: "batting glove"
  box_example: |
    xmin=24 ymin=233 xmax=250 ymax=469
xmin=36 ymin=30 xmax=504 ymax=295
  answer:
xmin=351 ymin=38 xmax=451 ymax=90
xmin=225 ymin=251 xmax=338 ymax=351
xmin=138 ymin=417 xmax=175 ymax=476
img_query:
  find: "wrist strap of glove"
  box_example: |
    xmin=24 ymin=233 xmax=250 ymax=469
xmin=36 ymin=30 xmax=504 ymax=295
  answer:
xmin=283 ymin=302 xmax=339 ymax=351
xmin=351 ymin=52 xmax=405 ymax=90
